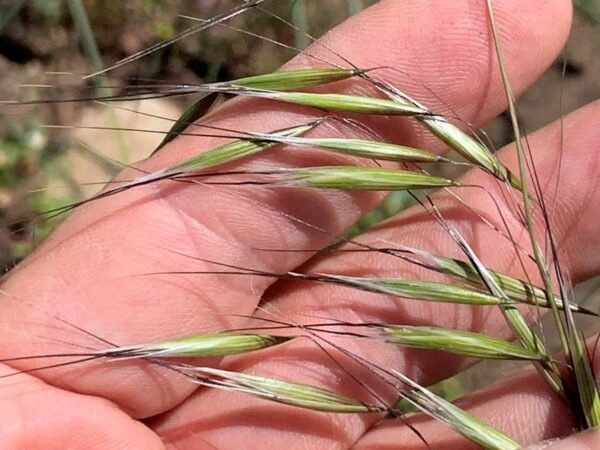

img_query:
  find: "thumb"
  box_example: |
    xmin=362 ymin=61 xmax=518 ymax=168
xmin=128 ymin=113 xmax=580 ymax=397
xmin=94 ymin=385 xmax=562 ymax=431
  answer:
xmin=526 ymin=429 xmax=600 ymax=450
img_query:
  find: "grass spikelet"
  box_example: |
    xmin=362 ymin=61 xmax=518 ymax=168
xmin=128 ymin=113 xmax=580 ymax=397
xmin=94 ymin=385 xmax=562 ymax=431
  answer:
xmin=442 ymin=225 xmax=563 ymax=395
xmin=420 ymin=115 xmax=521 ymax=189
xmin=570 ymin=330 xmax=600 ymax=427
xmin=0 ymin=333 xmax=294 ymax=373
xmin=230 ymin=89 xmax=429 ymax=116
xmin=178 ymin=366 xmax=385 ymax=414
xmin=219 ymin=67 xmax=363 ymax=91
xmin=3 ymin=2 xmax=598 ymax=448
xmin=377 ymin=84 xmax=522 ymax=189
xmin=256 ymin=166 xmax=459 ymax=191
xmin=321 ymin=274 xmax=503 ymax=306
xmin=394 ymin=371 xmax=520 ymax=450
xmin=263 ymin=136 xmax=448 ymax=163
xmin=169 ymin=123 xmax=318 ymax=173
xmin=488 ymin=1 xmax=600 ymax=412
xmin=425 ymin=253 xmax=596 ymax=315
xmin=131 ymin=121 xmax=319 ymax=186
xmin=380 ymin=325 xmax=545 ymax=361
xmin=104 ymin=332 xmax=293 ymax=359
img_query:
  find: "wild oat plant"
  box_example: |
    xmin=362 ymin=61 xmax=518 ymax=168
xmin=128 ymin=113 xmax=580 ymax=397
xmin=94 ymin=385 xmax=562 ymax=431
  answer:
xmin=1 ymin=1 xmax=599 ymax=449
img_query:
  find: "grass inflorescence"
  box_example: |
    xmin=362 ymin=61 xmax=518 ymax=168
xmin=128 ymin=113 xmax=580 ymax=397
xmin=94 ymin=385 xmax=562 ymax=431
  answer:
xmin=0 ymin=1 xmax=598 ymax=449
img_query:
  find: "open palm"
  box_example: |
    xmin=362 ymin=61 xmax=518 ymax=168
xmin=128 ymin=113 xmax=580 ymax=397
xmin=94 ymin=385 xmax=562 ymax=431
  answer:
xmin=2 ymin=1 xmax=599 ymax=448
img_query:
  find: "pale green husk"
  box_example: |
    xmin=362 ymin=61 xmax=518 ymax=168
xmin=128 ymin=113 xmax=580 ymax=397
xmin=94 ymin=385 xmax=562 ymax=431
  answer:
xmin=182 ymin=366 xmax=384 ymax=413
xmin=275 ymin=166 xmax=458 ymax=190
xmin=381 ymin=325 xmax=543 ymax=361
xmin=104 ymin=333 xmax=292 ymax=359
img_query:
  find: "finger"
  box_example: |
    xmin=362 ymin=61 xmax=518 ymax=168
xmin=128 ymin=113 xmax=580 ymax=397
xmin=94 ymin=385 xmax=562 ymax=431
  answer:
xmin=0 ymin=363 xmax=164 ymax=450
xmin=150 ymin=76 xmax=600 ymax=448
xmin=526 ymin=430 xmax=600 ymax=450
xmin=354 ymin=337 xmax=600 ymax=450
xmin=0 ymin=0 xmax=570 ymax=421
xmin=353 ymin=367 xmax=569 ymax=449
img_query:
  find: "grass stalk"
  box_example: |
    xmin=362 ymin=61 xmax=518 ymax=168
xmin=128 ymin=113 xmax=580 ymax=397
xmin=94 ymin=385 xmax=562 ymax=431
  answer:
xmin=346 ymin=0 xmax=363 ymax=16
xmin=66 ymin=0 xmax=129 ymax=162
xmin=291 ymin=0 xmax=310 ymax=49
xmin=487 ymin=0 xmax=600 ymax=425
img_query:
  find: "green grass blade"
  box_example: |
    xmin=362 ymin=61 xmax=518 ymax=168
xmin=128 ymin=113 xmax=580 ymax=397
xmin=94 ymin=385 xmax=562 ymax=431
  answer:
xmin=154 ymin=92 xmax=221 ymax=153
xmin=340 ymin=192 xmax=416 ymax=241
xmin=67 ymin=0 xmax=130 ymax=162
xmin=291 ymin=0 xmax=309 ymax=49
xmin=67 ymin=0 xmax=104 ymax=78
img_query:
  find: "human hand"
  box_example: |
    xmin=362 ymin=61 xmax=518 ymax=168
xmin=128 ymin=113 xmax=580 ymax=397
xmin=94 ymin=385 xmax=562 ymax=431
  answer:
xmin=2 ymin=1 xmax=599 ymax=448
